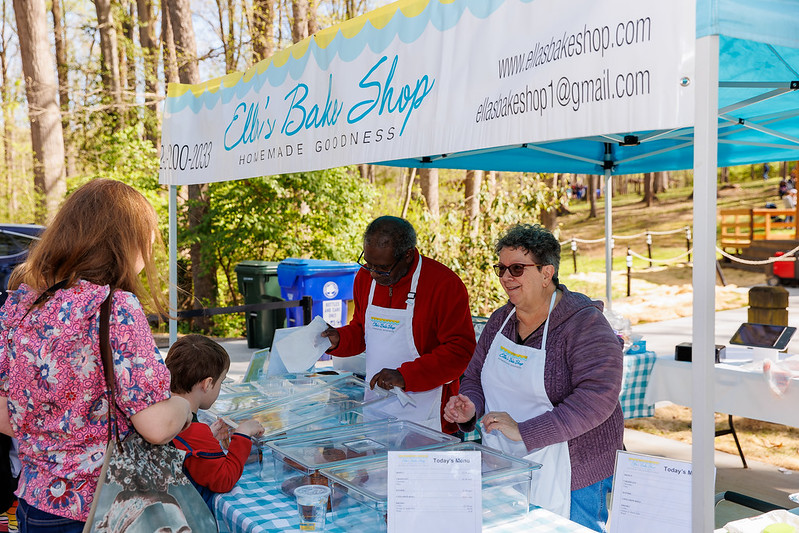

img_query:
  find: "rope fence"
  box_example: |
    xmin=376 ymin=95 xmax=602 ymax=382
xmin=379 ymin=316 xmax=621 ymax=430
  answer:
xmin=560 ymin=226 xmax=799 ymax=297
xmin=560 ymin=226 xmax=694 ymax=274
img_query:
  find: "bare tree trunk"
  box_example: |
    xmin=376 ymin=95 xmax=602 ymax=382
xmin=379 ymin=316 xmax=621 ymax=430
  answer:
xmin=167 ymin=0 xmax=216 ymax=330
xmin=291 ymin=0 xmax=308 ymax=42
xmin=94 ymin=0 xmax=124 ymax=125
xmin=358 ymin=164 xmax=375 ymax=183
xmin=161 ymin=0 xmax=179 ymax=84
xmin=51 ymin=0 xmax=74 ymax=177
xmin=464 ymin=169 xmax=482 ymax=238
xmin=720 ymin=166 xmax=730 ymax=184
xmin=137 ymin=0 xmax=159 ymax=145
xmin=486 ymin=170 xmax=498 ymax=200
xmin=307 ymin=0 xmax=317 ymax=35
xmin=643 ymin=172 xmax=654 ymax=206
xmin=215 ymin=0 xmax=236 ymax=71
xmin=419 ymin=168 xmax=439 ymax=218
xmin=0 ymin=0 xmax=16 ymax=216
xmin=401 ymin=168 xmax=416 ymax=219
xmin=277 ymin=0 xmax=283 ymax=43
xmin=251 ymin=0 xmax=275 ymax=61
xmin=588 ymin=175 xmax=597 ymax=218
xmin=540 ymin=209 xmax=558 ymax=231
xmin=653 ymin=170 xmax=668 ymax=193
xmin=121 ymin=0 xmax=136 ymax=122
xmin=14 ymin=0 xmax=66 ymax=222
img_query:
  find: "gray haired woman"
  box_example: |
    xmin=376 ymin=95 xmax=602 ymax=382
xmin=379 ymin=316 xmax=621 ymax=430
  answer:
xmin=444 ymin=223 xmax=623 ymax=533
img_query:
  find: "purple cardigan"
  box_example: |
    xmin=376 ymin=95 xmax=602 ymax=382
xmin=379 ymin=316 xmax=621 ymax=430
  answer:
xmin=459 ymin=284 xmax=624 ymax=491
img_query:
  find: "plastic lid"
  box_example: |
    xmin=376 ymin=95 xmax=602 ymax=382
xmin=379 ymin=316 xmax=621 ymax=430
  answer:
xmin=235 ymin=260 xmax=280 ymax=274
xmin=294 ymin=484 xmax=331 ymax=504
xmin=277 ymin=258 xmax=360 ymax=286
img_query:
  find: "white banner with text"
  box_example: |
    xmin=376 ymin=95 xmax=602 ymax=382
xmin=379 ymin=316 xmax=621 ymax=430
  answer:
xmin=159 ymin=0 xmax=695 ymax=185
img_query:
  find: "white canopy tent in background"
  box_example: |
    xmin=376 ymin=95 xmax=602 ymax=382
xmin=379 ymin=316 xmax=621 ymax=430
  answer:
xmin=160 ymin=0 xmax=799 ymax=529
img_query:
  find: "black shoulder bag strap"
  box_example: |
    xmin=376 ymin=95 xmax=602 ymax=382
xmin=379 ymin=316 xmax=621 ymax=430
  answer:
xmin=98 ymin=289 xmax=121 ymax=450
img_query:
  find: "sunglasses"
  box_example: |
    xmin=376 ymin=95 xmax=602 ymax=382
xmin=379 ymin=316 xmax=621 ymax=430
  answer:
xmin=493 ymin=262 xmax=543 ymax=277
xmin=357 ymin=251 xmax=402 ymax=277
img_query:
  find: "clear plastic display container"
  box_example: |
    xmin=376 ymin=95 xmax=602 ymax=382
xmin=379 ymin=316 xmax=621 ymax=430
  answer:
xmin=256 ymin=399 xmax=396 ymax=480
xmin=220 ymin=381 xmax=261 ymax=395
xmin=209 ymin=390 xmax=276 ymax=417
xmin=319 ymin=441 xmax=542 ymax=531
xmin=223 ymin=376 xmax=387 ymax=440
xmin=213 ymin=373 xmax=350 ymax=417
xmin=265 ymin=420 xmax=459 ymax=500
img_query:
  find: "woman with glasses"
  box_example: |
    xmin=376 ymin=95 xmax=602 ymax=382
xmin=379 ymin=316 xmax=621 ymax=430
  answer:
xmin=443 ymin=223 xmax=623 ymax=533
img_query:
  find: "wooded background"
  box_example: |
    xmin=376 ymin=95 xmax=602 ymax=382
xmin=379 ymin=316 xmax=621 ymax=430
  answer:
xmin=5 ymin=0 xmax=791 ymax=334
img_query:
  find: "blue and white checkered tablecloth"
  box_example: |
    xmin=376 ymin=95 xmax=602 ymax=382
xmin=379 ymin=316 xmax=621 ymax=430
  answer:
xmin=619 ymin=350 xmax=658 ymax=419
xmin=215 ymin=463 xmax=593 ymax=532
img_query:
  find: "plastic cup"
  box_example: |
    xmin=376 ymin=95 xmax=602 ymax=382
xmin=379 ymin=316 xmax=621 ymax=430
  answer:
xmin=256 ymin=439 xmax=274 ymax=480
xmin=294 ymin=484 xmax=330 ymax=531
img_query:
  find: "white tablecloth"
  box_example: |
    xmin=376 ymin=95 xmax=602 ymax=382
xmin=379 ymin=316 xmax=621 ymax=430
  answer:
xmin=645 ymin=356 xmax=799 ymax=427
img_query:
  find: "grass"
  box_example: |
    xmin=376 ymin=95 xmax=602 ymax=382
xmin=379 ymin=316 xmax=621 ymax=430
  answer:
xmin=553 ymin=175 xmax=799 ymax=470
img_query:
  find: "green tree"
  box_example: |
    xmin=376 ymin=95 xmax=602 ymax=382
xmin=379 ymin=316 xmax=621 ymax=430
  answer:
xmin=194 ymin=168 xmax=375 ymax=316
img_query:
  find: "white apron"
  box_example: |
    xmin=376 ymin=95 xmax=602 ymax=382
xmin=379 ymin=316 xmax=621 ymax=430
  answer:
xmin=364 ymin=257 xmax=442 ymax=431
xmin=481 ymin=291 xmax=572 ymax=518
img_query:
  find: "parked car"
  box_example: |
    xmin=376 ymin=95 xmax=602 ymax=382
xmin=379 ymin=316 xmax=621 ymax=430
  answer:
xmin=0 ymin=224 xmax=44 ymax=305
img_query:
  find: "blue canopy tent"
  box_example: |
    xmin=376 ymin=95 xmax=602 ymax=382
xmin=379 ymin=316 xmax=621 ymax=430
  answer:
xmin=160 ymin=0 xmax=799 ymax=528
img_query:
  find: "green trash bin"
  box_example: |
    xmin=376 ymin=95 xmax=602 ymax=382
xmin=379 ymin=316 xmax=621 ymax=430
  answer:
xmin=235 ymin=261 xmax=286 ymax=349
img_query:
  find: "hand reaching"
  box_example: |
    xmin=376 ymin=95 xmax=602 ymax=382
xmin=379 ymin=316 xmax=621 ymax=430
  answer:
xmin=443 ymin=394 xmax=476 ymax=424
xmin=320 ymin=326 xmax=340 ymax=350
xmin=236 ymin=418 xmax=265 ymax=438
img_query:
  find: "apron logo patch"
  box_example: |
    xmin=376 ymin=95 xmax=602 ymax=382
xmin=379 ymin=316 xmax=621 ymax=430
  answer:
xmin=498 ymin=346 xmax=527 ymax=367
xmin=369 ymin=316 xmax=400 ymax=332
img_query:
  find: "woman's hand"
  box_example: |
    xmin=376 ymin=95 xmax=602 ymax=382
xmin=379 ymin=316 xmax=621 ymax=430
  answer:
xmin=443 ymin=394 xmax=476 ymax=423
xmin=482 ymin=411 xmax=522 ymax=442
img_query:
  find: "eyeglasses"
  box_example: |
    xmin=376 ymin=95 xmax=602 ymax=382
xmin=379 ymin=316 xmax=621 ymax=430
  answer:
xmin=493 ymin=263 xmax=543 ymax=277
xmin=357 ymin=251 xmax=401 ymax=277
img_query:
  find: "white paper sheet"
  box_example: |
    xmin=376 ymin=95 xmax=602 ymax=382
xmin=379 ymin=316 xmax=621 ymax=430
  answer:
xmin=387 ymin=451 xmax=481 ymax=533
xmin=375 ymin=385 xmax=417 ymax=407
xmin=724 ymin=509 xmax=799 ymax=533
xmin=273 ymin=316 xmax=332 ymax=372
xmin=609 ymin=451 xmax=698 ymax=533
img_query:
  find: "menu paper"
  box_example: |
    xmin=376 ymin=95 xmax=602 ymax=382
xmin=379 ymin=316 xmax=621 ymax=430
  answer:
xmin=387 ymin=450 xmax=481 ymax=533
xmin=609 ymin=451 xmax=697 ymax=533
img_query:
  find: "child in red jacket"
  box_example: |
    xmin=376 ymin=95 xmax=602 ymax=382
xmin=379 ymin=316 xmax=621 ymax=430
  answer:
xmin=166 ymin=335 xmax=264 ymax=511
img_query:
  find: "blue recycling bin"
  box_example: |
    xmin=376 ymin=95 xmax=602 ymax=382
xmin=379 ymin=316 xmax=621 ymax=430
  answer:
xmin=277 ymin=258 xmax=360 ymax=329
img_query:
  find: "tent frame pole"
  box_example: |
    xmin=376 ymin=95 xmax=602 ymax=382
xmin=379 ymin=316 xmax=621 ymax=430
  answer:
xmin=604 ymin=144 xmax=613 ymax=309
xmin=692 ymin=33 xmax=719 ymax=532
xmin=169 ymin=185 xmax=178 ymax=346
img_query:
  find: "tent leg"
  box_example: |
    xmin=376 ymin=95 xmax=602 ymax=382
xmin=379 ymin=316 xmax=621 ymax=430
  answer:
xmin=169 ymin=185 xmax=178 ymax=346
xmin=692 ymin=33 xmax=720 ymax=532
xmin=604 ymin=146 xmax=613 ymax=309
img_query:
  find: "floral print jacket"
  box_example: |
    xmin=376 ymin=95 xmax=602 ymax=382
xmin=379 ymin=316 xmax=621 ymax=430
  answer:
xmin=0 ymin=280 xmax=171 ymax=521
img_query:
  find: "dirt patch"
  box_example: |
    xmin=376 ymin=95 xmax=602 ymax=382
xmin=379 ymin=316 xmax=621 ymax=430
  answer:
xmin=563 ymin=264 xmax=765 ymax=325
